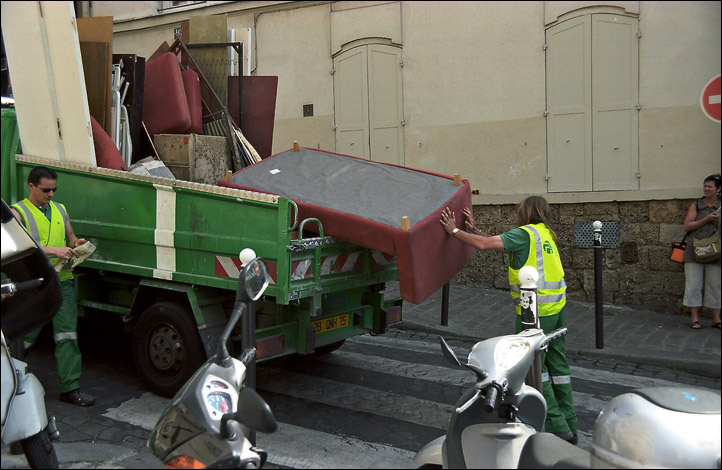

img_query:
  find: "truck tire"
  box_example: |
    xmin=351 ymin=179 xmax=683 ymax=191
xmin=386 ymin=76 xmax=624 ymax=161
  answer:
xmin=313 ymin=339 xmax=346 ymax=355
xmin=21 ymin=429 xmax=59 ymax=469
xmin=132 ymin=302 xmax=205 ymax=397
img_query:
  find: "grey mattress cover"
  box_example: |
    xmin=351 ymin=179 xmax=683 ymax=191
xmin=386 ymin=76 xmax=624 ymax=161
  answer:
xmin=231 ymin=148 xmax=460 ymax=228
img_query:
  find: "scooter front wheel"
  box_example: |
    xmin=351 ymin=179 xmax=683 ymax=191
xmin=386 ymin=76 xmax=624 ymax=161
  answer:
xmin=21 ymin=428 xmax=59 ymax=469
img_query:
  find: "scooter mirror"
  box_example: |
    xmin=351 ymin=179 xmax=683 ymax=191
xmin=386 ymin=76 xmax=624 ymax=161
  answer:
xmin=240 ymin=258 xmax=270 ymax=302
xmin=439 ymin=336 xmax=462 ymax=367
xmin=232 ymin=386 xmax=278 ymax=434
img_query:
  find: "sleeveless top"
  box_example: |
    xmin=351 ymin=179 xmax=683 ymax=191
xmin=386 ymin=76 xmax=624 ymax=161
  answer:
xmin=684 ymin=197 xmax=721 ymax=263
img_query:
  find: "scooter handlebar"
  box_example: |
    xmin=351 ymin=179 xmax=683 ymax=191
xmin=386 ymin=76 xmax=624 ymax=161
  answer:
xmin=483 ymin=383 xmax=501 ymax=413
xmin=1 ymin=277 xmax=43 ymax=299
xmin=539 ymin=327 xmax=567 ymax=352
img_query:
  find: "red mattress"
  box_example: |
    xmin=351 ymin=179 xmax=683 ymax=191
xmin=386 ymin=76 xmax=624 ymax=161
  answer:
xmin=142 ymin=52 xmax=191 ymax=137
xmin=218 ymin=147 xmax=474 ymax=304
xmin=182 ymin=69 xmax=202 ymax=134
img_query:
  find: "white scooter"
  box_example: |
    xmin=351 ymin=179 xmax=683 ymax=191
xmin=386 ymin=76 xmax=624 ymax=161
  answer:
xmin=149 ymin=249 xmax=278 ymax=469
xmin=414 ymin=326 xmax=721 ymax=469
xmin=1 ymin=199 xmax=62 ymax=468
xmin=414 ymin=327 xmax=566 ymax=469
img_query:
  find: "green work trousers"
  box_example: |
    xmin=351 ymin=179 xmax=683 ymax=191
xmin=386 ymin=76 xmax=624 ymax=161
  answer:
xmin=516 ymin=309 xmax=577 ymax=434
xmin=24 ymin=279 xmax=82 ymax=394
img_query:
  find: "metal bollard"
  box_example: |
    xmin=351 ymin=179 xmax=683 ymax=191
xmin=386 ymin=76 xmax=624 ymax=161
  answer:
xmin=441 ymin=282 xmax=450 ymax=326
xmin=593 ymin=221 xmax=604 ymax=349
xmin=519 ymin=266 xmax=542 ymax=394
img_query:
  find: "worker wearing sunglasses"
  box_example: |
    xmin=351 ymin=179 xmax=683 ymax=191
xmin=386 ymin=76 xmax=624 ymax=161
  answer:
xmin=10 ymin=166 xmax=95 ymax=407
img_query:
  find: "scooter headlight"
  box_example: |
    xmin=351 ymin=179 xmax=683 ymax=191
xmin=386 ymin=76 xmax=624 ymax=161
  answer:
xmin=493 ymin=336 xmax=531 ymax=371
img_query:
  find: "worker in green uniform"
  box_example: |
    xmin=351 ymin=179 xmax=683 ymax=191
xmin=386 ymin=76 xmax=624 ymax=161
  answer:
xmin=11 ymin=166 xmax=95 ymax=406
xmin=439 ymin=195 xmax=577 ymax=444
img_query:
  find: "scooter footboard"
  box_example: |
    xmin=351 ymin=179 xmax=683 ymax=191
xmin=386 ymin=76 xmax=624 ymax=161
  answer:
xmin=517 ymin=432 xmax=593 ymax=469
xmin=2 ymin=366 xmax=48 ymax=444
xmin=460 ymin=422 xmax=536 ymax=469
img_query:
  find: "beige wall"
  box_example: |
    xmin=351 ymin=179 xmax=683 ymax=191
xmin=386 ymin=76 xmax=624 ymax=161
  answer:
xmin=85 ymin=0 xmax=720 ymax=205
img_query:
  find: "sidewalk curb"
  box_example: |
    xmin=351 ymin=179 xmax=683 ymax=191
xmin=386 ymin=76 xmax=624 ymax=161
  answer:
xmin=394 ymin=321 xmax=722 ymax=380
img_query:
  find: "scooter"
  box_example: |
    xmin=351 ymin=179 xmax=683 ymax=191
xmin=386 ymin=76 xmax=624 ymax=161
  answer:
xmin=1 ymin=199 xmax=62 ymax=469
xmin=517 ymin=384 xmax=721 ymax=469
xmin=414 ymin=328 xmax=567 ymax=468
xmin=414 ymin=326 xmax=722 ymax=469
xmin=414 ymin=327 xmax=566 ymax=469
xmin=148 ymin=249 xmax=278 ymax=469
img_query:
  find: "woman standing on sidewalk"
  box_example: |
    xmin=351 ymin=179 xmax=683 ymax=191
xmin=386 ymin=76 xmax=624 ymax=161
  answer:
xmin=439 ymin=195 xmax=578 ymax=445
xmin=683 ymin=173 xmax=721 ymax=330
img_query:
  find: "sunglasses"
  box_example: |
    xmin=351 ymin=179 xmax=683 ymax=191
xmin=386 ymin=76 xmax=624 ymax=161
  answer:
xmin=39 ymin=187 xmax=57 ymax=193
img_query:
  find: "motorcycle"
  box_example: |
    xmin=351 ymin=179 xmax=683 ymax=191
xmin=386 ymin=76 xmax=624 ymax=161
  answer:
xmin=517 ymin=384 xmax=721 ymax=469
xmin=148 ymin=249 xmax=278 ymax=469
xmin=415 ymin=326 xmax=722 ymax=469
xmin=414 ymin=327 xmax=566 ymax=469
xmin=1 ymin=198 xmax=62 ymax=469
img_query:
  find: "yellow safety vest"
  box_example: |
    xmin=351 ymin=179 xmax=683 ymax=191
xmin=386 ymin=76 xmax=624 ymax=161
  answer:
xmin=12 ymin=198 xmax=73 ymax=281
xmin=508 ymin=223 xmax=566 ymax=316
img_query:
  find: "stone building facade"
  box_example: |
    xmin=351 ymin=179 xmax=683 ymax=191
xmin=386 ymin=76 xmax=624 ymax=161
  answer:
xmin=455 ymin=198 xmax=700 ymax=316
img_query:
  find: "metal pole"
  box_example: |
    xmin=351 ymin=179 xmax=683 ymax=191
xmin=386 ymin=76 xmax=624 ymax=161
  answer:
xmin=519 ymin=266 xmax=543 ymax=394
xmin=441 ymin=282 xmax=450 ymax=326
xmin=593 ymin=221 xmax=604 ymax=349
xmin=242 ymin=299 xmax=257 ymax=446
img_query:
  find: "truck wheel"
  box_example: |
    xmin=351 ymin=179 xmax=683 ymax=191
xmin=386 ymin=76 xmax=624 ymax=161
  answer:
xmin=21 ymin=429 xmax=59 ymax=469
xmin=132 ymin=302 xmax=205 ymax=397
xmin=313 ymin=339 xmax=346 ymax=355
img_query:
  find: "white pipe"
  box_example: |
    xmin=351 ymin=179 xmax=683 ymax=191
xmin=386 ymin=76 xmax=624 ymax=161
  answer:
xmin=228 ymin=29 xmax=237 ymax=76
xmin=247 ymin=28 xmax=252 ymax=76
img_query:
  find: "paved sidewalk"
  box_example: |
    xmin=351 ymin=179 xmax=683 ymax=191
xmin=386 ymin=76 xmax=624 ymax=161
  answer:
xmin=388 ymin=281 xmax=722 ymax=379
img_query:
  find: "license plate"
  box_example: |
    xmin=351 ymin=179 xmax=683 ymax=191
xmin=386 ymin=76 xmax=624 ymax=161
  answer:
xmin=311 ymin=314 xmax=350 ymax=334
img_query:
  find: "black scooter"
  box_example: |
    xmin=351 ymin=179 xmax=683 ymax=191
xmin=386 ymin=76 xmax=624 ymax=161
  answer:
xmin=148 ymin=252 xmax=278 ymax=469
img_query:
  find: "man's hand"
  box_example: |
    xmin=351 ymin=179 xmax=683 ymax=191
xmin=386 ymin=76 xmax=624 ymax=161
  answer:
xmin=440 ymin=207 xmax=457 ymax=234
xmin=462 ymin=207 xmax=478 ymax=234
xmin=50 ymin=246 xmax=78 ymax=260
xmin=74 ymin=238 xmax=87 ymax=247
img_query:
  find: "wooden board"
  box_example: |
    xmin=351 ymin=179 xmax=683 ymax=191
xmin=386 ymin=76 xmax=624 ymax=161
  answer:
xmin=1 ymin=1 xmax=96 ymax=165
xmin=81 ymin=41 xmax=110 ymax=131
xmin=77 ymin=16 xmax=114 ymax=135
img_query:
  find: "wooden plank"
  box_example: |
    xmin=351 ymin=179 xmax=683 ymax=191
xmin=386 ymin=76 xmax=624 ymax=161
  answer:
xmin=80 ymin=41 xmax=109 ymax=131
xmin=1 ymin=1 xmax=96 ymax=165
xmin=77 ymin=16 xmax=114 ymax=135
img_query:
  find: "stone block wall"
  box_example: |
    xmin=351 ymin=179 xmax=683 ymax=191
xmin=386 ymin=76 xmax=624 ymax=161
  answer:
xmin=454 ymin=199 xmax=698 ymax=316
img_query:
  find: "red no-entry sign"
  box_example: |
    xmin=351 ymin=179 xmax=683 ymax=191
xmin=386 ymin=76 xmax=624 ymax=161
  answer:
xmin=701 ymin=74 xmax=721 ymax=123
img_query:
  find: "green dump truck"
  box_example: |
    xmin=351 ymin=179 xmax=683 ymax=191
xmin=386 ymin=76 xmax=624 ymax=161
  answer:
xmin=1 ymin=112 xmax=402 ymax=396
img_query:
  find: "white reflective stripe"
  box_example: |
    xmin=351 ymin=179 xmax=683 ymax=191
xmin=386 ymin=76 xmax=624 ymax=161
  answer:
xmin=542 ymin=372 xmax=550 ymax=383
xmin=538 ymin=293 xmax=566 ymax=303
xmin=217 ymin=256 xmax=241 ymax=278
xmin=54 ymin=332 xmax=78 ymax=342
xmin=53 ymin=201 xmax=68 ymax=226
xmin=292 ymin=259 xmax=312 ymax=280
xmin=154 ymin=184 xmax=176 ymax=279
xmin=372 ymin=250 xmax=389 ymax=265
xmin=320 ymin=256 xmax=336 ymax=276
xmin=551 ymin=375 xmax=572 ymax=385
xmin=525 ymin=225 xmax=546 ymax=283
xmin=343 ymin=252 xmax=361 ymax=271
xmin=14 ymin=201 xmax=40 ymax=242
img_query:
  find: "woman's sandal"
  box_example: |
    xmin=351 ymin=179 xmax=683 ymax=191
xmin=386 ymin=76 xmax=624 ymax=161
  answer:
xmin=690 ymin=320 xmax=701 ymax=329
xmin=712 ymin=322 xmax=721 ymax=329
